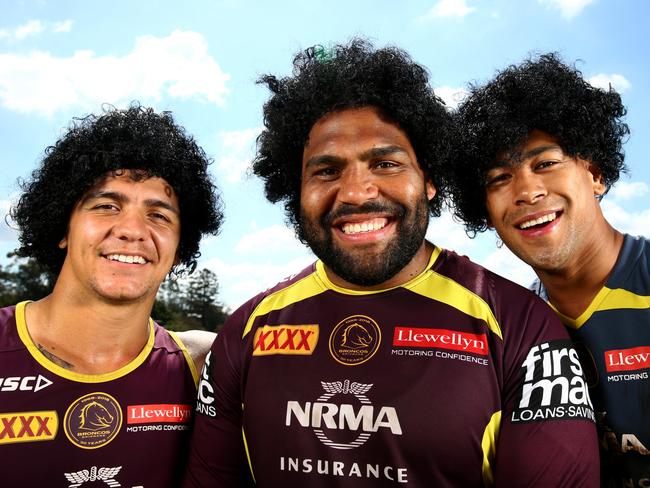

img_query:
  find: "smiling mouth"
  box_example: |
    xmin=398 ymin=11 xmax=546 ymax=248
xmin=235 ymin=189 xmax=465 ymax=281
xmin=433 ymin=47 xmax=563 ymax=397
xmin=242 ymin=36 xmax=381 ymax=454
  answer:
xmin=104 ymin=254 xmax=148 ymax=264
xmin=341 ymin=218 xmax=388 ymax=235
xmin=518 ymin=212 xmax=559 ymax=230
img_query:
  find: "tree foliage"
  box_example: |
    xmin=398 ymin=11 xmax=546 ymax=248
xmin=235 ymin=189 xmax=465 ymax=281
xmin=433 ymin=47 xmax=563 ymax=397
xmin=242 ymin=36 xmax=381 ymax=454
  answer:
xmin=0 ymin=254 xmax=229 ymax=332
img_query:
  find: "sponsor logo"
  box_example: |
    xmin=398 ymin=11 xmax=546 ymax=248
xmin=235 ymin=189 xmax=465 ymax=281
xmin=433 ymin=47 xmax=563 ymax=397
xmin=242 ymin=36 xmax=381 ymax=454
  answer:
xmin=64 ymin=466 xmax=125 ymax=488
xmin=286 ymin=379 xmax=401 ymax=450
xmin=329 ymin=315 xmax=381 ymax=366
xmin=253 ymin=325 xmax=319 ymax=356
xmin=64 ymin=392 xmax=122 ymax=449
xmin=0 ymin=374 xmax=53 ymax=392
xmin=196 ymin=351 xmax=216 ymax=417
xmin=127 ymin=404 xmax=192 ymax=424
xmin=605 ymin=345 xmax=650 ymax=373
xmin=0 ymin=411 xmax=57 ymax=445
xmin=280 ymin=457 xmax=408 ymax=483
xmin=511 ymin=340 xmax=595 ymax=423
xmin=393 ymin=327 xmax=488 ymax=355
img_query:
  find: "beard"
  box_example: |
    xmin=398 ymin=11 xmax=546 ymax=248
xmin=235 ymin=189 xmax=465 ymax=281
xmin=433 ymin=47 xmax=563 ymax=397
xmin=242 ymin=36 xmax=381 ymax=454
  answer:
xmin=298 ymin=194 xmax=431 ymax=287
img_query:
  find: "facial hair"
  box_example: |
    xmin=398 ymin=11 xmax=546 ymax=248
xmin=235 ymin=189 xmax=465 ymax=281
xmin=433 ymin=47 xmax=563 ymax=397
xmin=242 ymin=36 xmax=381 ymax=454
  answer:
xmin=298 ymin=194 xmax=430 ymax=287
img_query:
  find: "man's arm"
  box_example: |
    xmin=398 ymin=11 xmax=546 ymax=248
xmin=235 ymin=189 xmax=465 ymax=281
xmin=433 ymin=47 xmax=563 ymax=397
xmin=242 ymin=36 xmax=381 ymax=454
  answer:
xmin=176 ymin=329 xmax=216 ymax=373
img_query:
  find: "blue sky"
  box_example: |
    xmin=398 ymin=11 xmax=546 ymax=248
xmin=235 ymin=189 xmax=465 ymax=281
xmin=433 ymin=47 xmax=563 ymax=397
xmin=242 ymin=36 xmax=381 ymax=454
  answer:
xmin=1 ymin=0 xmax=648 ymax=311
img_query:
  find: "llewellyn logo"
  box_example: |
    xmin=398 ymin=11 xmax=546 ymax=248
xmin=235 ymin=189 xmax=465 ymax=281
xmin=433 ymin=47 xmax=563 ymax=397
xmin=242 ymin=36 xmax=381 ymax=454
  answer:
xmin=127 ymin=404 xmax=192 ymax=424
xmin=393 ymin=327 xmax=488 ymax=355
xmin=253 ymin=325 xmax=319 ymax=356
xmin=511 ymin=340 xmax=594 ymax=423
xmin=329 ymin=315 xmax=381 ymax=366
xmin=286 ymin=379 xmax=402 ymax=450
xmin=605 ymin=346 xmax=650 ymax=373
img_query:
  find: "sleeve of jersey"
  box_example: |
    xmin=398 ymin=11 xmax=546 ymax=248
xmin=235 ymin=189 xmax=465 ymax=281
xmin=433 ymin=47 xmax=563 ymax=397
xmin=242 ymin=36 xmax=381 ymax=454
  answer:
xmin=492 ymin=291 xmax=600 ymax=487
xmin=183 ymin=305 xmax=256 ymax=488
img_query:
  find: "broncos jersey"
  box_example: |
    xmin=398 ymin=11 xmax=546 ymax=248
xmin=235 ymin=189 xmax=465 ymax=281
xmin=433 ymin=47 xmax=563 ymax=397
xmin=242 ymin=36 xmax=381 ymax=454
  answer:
xmin=0 ymin=301 xmax=198 ymax=487
xmin=535 ymin=234 xmax=650 ymax=487
xmin=184 ymin=246 xmax=599 ymax=487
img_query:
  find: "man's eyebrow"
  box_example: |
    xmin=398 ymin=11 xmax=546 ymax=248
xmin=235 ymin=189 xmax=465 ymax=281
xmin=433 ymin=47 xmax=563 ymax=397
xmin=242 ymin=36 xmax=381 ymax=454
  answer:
xmin=492 ymin=144 xmax=562 ymax=168
xmin=81 ymin=190 xmax=179 ymax=215
xmin=305 ymin=146 xmax=410 ymax=168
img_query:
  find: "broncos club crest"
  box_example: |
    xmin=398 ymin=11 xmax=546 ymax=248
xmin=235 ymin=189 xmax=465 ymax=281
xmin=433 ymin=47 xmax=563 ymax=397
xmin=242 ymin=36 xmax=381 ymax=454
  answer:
xmin=64 ymin=392 xmax=122 ymax=449
xmin=329 ymin=315 xmax=381 ymax=366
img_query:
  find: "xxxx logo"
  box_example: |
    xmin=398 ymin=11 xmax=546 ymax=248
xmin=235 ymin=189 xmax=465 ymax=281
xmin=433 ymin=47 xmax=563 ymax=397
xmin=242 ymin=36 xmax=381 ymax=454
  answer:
xmin=0 ymin=411 xmax=58 ymax=445
xmin=253 ymin=325 xmax=319 ymax=356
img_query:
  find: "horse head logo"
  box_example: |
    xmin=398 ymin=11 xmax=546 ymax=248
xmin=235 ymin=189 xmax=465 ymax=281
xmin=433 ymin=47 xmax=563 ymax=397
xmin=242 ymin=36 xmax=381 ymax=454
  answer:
xmin=78 ymin=401 xmax=114 ymax=431
xmin=340 ymin=322 xmax=373 ymax=349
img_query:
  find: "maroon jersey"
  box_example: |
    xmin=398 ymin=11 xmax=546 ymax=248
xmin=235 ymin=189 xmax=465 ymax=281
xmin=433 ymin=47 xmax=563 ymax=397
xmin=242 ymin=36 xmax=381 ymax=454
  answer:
xmin=184 ymin=247 xmax=599 ymax=487
xmin=0 ymin=302 xmax=198 ymax=487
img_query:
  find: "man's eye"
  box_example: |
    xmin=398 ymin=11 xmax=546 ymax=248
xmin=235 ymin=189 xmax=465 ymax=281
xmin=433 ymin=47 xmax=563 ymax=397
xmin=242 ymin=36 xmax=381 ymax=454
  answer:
xmin=374 ymin=161 xmax=398 ymax=169
xmin=486 ymin=173 xmax=510 ymax=186
xmin=94 ymin=203 xmax=118 ymax=211
xmin=314 ymin=167 xmax=339 ymax=177
xmin=536 ymin=160 xmax=558 ymax=170
xmin=151 ymin=212 xmax=171 ymax=222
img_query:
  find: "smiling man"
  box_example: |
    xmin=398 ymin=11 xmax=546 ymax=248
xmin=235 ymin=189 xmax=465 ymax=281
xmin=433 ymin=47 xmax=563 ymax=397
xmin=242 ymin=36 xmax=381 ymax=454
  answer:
xmin=184 ymin=40 xmax=598 ymax=487
xmin=451 ymin=53 xmax=649 ymax=486
xmin=0 ymin=105 xmax=222 ymax=487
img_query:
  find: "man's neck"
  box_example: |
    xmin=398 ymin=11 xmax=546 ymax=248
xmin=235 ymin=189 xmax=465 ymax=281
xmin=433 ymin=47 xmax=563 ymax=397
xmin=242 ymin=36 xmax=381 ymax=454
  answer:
xmin=24 ymin=288 xmax=154 ymax=375
xmin=537 ymin=224 xmax=624 ymax=320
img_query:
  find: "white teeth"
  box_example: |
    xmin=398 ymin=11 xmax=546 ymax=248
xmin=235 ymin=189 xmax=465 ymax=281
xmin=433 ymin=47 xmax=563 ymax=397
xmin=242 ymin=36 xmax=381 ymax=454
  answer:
xmin=106 ymin=254 xmax=147 ymax=264
xmin=519 ymin=212 xmax=557 ymax=229
xmin=342 ymin=220 xmax=386 ymax=235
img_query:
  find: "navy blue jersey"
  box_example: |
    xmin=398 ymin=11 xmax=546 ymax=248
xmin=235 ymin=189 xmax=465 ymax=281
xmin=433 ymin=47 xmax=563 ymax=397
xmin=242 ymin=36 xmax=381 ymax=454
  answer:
xmin=0 ymin=302 xmax=198 ymax=487
xmin=185 ymin=246 xmax=598 ymax=487
xmin=535 ymin=234 xmax=650 ymax=486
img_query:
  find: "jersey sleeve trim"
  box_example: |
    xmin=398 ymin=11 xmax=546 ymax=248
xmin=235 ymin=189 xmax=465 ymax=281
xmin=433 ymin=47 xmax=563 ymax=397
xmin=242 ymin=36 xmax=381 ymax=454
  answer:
xmin=481 ymin=410 xmax=501 ymax=487
xmin=243 ymin=426 xmax=256 ymax=483
xmin=15 ymin=301 xmax=156 ymax=383
xmin=408 ymin=272 xmax=503 ymax=340
xmin=242 ymin=273 xmax=328 ymax=338
xmin=168 ymin=330 xmax=199 ymax=386
xmin=551 ymin=286 xmax=650 ymax=329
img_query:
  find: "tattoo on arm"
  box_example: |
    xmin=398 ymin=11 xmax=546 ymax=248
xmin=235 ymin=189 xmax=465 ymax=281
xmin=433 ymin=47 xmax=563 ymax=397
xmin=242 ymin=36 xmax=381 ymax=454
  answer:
xmin=37 ymin=343 xmax=75 ymax=370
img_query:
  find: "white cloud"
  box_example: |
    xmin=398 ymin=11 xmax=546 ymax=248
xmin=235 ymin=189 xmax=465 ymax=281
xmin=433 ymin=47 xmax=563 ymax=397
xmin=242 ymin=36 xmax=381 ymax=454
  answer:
xmin=216 ymin=127 xmax=262 ymax=182
xmin=234 ymin=225 xmax=304 ymax=254
xmin=588 ymin=73 xmax=631 ymax=93
xmin=203 ymin=254 xmax=314 ymax=310
xmin=434 ymin=86 xmax=468 ymax=109
xmin=419 ymin=0 xmax=476 ymax=20
xmin=53 ymin=20 xmax=74 ymax=33
xmin=0 ymin=30 xmax=230 ymax=116
xmin=538 ymin=0 xmax=595 ymax=19
xmin=601 ymin=200 xmax=650 ymax=238
xmin=478 ymin=245 xmax=537 ymax=288
xmin=14 ymin=20 xmax=44 ymax=40
xmin=427 ymin=210 xmax=478 ymax=255
xmin=608 ymin=181 xmax=648 ymax=201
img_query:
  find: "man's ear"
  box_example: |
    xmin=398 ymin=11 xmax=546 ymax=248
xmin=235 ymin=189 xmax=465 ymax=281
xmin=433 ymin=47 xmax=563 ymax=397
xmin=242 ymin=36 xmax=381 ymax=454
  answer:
xmin=58 ymin=236 xmax=68 ymax=249
xmin=583 ymin=159 xmax=606 ymax=197
xmin=426 ymin=181 xmax=436 ymax=201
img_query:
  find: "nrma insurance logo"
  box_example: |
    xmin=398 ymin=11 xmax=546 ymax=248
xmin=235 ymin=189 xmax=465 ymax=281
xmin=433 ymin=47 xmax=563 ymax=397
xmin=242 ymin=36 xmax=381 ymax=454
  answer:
xmin=511 ymin=340 xmax=595 ymax=423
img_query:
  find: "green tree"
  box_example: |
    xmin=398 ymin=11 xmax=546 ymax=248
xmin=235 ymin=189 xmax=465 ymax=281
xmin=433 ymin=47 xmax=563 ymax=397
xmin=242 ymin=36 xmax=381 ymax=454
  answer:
xmin=183 ymin=268 xmax=228 ymax=332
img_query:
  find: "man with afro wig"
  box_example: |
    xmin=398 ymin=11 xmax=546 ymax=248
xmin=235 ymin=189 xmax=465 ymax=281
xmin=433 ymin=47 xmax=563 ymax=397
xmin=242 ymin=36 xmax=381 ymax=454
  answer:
xmin=1 ymin=104 xmax=223 ymax=487
xmin=184 ymin=40 xmax=598 ymax=487
xmin=451 ymin=53 xmax=649 ymax=486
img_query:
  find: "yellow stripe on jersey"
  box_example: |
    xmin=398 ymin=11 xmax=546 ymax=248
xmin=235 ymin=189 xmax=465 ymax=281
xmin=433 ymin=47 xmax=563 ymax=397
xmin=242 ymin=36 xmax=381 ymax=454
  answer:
xmin=242 ymin=273 xmax=328 ymax=338
xmin=552 ymin=287 xmax=650 ymax=329
xmin=15 ymin=301 xmax=156 ymax=383
xmin=481 ymin=410 xmax=502 ymax=487
xmin=408 ymin=272 xmax=504 ymax=340
xmin=242 ymin=427 xmax=257 ymax=483
xmin=168 ymin=331 xmax=199 ymax=387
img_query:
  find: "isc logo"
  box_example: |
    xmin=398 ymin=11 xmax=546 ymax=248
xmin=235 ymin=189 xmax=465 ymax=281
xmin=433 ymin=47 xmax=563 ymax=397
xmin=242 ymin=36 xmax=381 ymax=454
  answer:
xmin=0 ymin=411 xmax=58 ymax=444
xmin=253 ymin=325 xmax=319 ymax=356
xmin=0 ymin=375 xmax=53 ymax=393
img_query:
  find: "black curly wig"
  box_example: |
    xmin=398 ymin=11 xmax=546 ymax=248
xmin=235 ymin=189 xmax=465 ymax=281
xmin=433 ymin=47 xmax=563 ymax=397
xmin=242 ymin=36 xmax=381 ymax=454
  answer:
xmin=450 ymin=52 xmax=629 ymax=235
xmin=253 ymin=38 xmax=453 ymax=231
xmin=11 ymin=104 xmax=223 ymax=274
